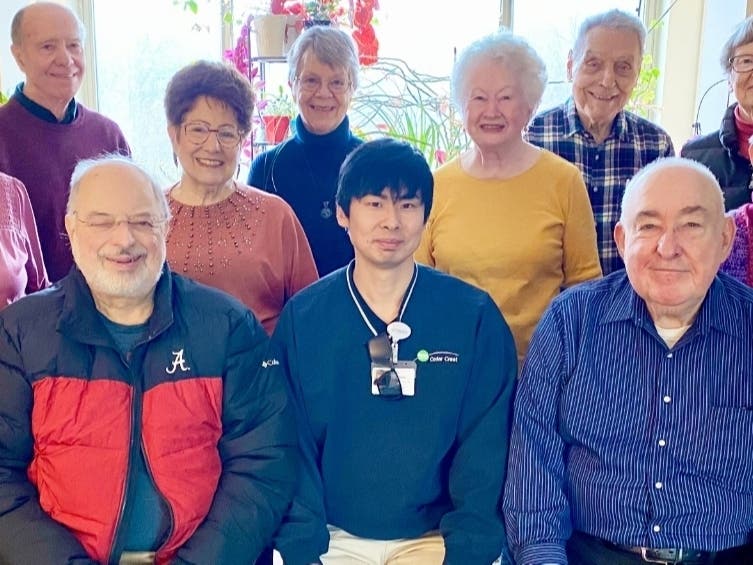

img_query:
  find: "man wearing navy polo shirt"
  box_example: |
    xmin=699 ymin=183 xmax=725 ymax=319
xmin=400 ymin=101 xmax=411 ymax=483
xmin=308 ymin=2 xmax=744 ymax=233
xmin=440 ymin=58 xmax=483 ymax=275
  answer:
xmin=504 ymin=157 xmax=753 ymax=565
xmin=267 ymin=138 xmax=517 ymax=565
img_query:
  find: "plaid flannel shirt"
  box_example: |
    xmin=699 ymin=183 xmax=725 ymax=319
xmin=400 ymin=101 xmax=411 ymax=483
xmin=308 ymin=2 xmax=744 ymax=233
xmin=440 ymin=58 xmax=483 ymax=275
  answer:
xmin=527 ymin=98 xmax=674 ymax=275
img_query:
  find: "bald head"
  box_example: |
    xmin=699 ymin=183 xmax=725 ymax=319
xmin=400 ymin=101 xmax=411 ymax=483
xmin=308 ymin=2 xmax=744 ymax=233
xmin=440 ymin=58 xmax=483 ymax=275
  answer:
xmin=620 ymin=157 xmax=725 ymax=226
xmin=11 ymin=2 xmax=85 ymax=46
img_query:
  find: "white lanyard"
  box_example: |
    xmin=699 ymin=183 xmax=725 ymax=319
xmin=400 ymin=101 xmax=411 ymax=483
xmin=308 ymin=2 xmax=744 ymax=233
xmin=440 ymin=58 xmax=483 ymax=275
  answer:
xmin=345 ymin=260 xmax=417 ymax=343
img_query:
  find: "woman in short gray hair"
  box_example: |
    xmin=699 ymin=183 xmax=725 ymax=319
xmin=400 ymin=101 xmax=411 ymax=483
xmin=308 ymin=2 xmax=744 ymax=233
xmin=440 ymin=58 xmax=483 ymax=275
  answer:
xmin=681 ymin=15 xmax=753 ymax=211
xmin=248 ymin=25 xmax=363 ymax=276
xmin=416 ymin=31 xmax=602 ymax=363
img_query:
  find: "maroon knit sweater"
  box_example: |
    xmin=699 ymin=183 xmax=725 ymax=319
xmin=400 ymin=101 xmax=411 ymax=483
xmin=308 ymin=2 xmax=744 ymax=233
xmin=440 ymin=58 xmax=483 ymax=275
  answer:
xmin=0 ymin=98 xmax=131 ymax=281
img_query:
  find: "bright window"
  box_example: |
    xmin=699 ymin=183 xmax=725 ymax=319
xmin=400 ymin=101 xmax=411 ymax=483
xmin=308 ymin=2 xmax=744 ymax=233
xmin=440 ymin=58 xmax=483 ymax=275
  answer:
xmin=92 ymin=0 xmax=223 ymax=185
xmin=511 ymin=0 xmax=642 ymax=111
xmin=86 ymin=0 xmax=651 ymax=174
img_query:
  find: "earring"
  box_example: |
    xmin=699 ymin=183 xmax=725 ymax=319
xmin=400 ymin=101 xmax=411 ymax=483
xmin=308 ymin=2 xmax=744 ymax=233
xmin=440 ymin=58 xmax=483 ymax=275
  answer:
xmin=172 ymin=152 xmax=178 ymax=167
xmin=236 ymin=163 xmax=241 ymax=178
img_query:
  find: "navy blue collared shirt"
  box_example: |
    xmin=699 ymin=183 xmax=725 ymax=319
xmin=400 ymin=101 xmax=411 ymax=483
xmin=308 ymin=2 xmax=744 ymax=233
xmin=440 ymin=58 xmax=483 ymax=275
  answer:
xmin=13 ymin=82 xmax=77 ymax=124
xmin=503 ymin=271 xmax=753 ymax=565
xmin=527 ymin=98 xmax=674 ymax=276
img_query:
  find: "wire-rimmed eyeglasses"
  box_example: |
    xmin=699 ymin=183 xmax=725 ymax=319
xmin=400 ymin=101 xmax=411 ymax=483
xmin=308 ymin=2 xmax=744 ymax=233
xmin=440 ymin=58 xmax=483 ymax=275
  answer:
xmin=730 ymin=55 xmax=753 ymax=74
xmin=73 ymin=212 xmax=168 ymax=234
xmin=182 ymin=121 xmax=243 ymax=147
xmin=295 ymin=75 xmax=351 ymax=94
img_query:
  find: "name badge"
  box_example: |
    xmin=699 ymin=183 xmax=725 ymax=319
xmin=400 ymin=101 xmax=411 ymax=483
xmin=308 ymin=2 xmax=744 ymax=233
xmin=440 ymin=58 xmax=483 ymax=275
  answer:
xmin=371 ymin=361 xmax=417 ymax=397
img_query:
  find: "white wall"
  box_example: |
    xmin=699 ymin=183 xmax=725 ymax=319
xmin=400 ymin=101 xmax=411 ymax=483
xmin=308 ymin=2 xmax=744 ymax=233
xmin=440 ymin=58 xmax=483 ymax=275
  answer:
xmin=658 ymin=0 xmax=746 ymax=150
xmin=0 ymin=0 xmax=28 ymax=96
xmin=692 ymin=0 xmax=746 ymax=139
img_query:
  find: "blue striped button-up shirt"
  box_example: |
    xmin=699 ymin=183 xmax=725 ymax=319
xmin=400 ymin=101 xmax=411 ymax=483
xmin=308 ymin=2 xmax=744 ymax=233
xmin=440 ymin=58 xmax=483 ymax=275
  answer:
xmin=503 ymin=271 xmax=753 ymax=565
xmin=527 ymin=99 xmax=674 ymax=275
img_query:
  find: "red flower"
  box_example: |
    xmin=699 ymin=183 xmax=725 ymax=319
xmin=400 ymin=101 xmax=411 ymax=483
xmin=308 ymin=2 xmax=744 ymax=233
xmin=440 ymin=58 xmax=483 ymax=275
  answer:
xmin=270 ymin=0 xmax=287 ymax=14
xmin=282 ymin=1 xmax=304 ymax=15
xmin=351 ymin=0 xmax=379 ymax=65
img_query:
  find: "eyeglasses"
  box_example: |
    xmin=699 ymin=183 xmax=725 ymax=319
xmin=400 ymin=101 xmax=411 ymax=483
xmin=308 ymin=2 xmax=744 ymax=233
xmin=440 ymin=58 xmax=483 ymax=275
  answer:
xmin=182 ymin=121 xmax=243 ymax=147
xmin=730 ymin=55 xmax=753 ymax=73
xmin=73 ymin=212 xmax=168 ymax=234
xmin=295 ymin=75 xmax=351 ymax=94
xmin=368 ymin=333 xmax=403 ymax=399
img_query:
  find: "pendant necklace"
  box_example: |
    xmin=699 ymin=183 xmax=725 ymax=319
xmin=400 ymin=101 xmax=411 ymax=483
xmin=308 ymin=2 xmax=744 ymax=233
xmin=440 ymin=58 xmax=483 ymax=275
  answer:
xmin=320 ymin=200 xmax=332 ymax=219
xmin=298 ymin=143 xmax=337 ymax=221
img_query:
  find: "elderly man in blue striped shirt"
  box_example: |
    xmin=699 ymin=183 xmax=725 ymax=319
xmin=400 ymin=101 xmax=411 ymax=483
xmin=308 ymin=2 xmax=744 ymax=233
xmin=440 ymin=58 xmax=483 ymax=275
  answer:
xmin=527 ymin=9 xmax=674 ymax=276
xmin=503 ymin=157 xmax=753 ymax=565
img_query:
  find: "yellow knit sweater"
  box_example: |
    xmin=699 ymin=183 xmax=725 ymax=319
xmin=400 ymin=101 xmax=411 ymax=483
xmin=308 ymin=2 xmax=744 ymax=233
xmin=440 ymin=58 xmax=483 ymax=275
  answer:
xmin=416 ymin=150 xmax=602 ymax=360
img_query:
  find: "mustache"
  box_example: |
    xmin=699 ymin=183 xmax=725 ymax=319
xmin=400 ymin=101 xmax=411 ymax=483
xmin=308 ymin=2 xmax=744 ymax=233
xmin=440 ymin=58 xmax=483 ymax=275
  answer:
xmin=98 ymin=245 xmax=147 ymax=261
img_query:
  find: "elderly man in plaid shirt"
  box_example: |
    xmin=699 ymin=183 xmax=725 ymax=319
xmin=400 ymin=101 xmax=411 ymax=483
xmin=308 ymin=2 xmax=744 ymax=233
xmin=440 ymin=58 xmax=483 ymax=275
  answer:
xmin=527 ymin=9 xmax=674 ymax=275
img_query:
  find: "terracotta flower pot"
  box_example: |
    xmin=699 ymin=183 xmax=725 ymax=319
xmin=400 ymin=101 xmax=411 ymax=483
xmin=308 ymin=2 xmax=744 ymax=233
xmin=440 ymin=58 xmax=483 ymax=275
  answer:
xmin=262 ymin=115 xmax=291 ymax=144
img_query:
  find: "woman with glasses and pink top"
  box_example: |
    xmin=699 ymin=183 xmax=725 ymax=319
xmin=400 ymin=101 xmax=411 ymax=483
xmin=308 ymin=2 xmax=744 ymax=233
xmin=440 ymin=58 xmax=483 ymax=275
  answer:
xmin=0 ymin=172 xmax=48 ymax=308
xmin=682 ymin=16 xmax=753 ymax=211
xmin=164 ymin=60 xmax=318 ymax=334
xmin=248 ymin=26 xmax=363 ymax=276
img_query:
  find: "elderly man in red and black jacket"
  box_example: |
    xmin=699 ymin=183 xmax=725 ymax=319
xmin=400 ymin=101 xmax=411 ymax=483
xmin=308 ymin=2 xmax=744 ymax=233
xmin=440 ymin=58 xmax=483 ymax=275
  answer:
xmin=0 ymin=155 xmax=298 ymax=565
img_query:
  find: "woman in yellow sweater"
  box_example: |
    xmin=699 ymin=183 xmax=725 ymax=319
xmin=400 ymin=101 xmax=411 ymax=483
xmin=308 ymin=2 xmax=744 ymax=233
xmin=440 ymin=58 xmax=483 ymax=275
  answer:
xmin=415 ymin=31 xmax=601 ymax=361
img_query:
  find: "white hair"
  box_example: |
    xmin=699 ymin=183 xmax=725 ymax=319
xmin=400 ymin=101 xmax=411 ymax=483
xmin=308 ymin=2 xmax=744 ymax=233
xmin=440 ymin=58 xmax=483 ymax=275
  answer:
xmin=572 ymin=9 xmax=645 ymax=63
xmin=450 ymin=30 xmax=547 ymax=117
xmin=67 ymin=154 xmax=170 ymax=221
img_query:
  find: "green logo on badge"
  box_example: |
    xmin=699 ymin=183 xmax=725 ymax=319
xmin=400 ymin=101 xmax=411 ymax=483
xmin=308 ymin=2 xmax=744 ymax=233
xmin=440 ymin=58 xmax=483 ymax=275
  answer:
xmin=416 ymin=349 xmax=429 ymax=363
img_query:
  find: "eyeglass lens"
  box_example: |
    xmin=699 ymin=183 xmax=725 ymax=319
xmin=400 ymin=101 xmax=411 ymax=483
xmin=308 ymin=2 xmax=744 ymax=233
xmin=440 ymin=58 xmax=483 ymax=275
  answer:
xmin=731 ymin=56 xmax=753 ymax=73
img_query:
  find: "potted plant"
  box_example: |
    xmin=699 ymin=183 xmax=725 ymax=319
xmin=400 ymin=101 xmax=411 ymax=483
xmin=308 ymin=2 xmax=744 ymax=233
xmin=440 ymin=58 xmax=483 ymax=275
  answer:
xmin=279 ymin=0 xmax=346 ymax=27
xmin=259 ymin=84 xmax=296 ymax=144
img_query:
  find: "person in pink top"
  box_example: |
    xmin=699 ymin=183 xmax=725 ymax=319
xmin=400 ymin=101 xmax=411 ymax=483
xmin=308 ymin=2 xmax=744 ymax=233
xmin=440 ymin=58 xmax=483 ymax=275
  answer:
xmin=0 ymin=172 xmax=48 ymax=307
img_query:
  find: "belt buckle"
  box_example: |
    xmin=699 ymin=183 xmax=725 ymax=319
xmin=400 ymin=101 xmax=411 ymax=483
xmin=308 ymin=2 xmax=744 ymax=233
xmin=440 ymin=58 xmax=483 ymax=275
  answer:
xmin=640 ymin=547 xmax=683 ymax=564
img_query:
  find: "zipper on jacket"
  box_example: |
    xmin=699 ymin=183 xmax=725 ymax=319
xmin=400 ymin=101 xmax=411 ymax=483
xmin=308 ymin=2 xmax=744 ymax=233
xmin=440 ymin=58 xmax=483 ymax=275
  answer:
xmin=142 ymin=439 xmax=175 ymax=558
xmin=108 ymin=346 xmax=176 ymax=563
xmin=107 ymin=385 xmax=135 ymax=565
xmin=107 ymin=348 xmax=144 ymax=564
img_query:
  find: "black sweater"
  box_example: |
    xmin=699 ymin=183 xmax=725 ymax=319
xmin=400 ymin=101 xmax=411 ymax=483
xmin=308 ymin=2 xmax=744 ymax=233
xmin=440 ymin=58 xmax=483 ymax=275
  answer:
xmin=248 ymin=115 xmax=362 ymax=276
xmin=681 ymin=103 xmax=752 ymax=210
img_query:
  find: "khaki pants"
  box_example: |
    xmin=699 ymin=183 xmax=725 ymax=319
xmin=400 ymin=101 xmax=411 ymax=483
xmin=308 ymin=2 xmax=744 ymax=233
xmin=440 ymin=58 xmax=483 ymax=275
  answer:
xmin=321 ymin=526 xmax=445 ymax=565
xmin=119 ymin=551 xmax=156 ymax=565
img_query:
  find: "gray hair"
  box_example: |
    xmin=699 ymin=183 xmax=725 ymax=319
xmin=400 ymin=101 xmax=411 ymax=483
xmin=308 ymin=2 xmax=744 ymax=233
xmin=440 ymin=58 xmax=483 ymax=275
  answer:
xmin=572 ymin=9 xmax=645 ymax=63
xmin=621 ymin=157 xmax=725 ymax=223
xmin=67 ymin=155 xmax=170 ymax=221
xmin=451 ymin=30 xmax=547 ymax=116
xmin=720 ymin=16 xmax=753 ymax=74
xmin=287 ymin=26 xmax=360 ymax=90
xmin=11 ymin=2 xmax=86 ymax=46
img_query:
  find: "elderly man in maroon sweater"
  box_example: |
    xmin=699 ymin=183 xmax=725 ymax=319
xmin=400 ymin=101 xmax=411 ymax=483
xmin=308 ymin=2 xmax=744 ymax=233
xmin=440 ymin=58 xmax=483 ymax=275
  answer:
xmin=0 ymin=2 xmax=130 ymax=281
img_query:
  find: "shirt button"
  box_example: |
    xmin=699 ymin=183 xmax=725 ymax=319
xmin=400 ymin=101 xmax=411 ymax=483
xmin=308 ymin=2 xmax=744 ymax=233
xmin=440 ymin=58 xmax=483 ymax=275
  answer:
xmin=663 ymin=395 xmax=672 ymax=403
xmin=595 ymin=154 xmax=600 ymax=160
xmin=593 ymin=186 xmax=599 ymax=192
xmin=655 ymin=481 xmax=663 ymax=489
xmin=658 ymin=439 xmax=667 ymax=447
xmin=653 ymin=525 xmax=661 ymax=533
xmin=666 ymin=352 xmax=673 ymax=358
